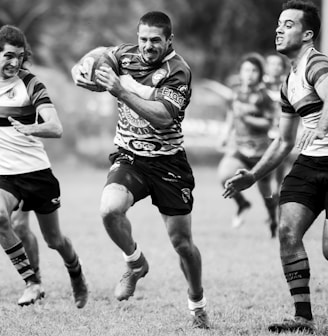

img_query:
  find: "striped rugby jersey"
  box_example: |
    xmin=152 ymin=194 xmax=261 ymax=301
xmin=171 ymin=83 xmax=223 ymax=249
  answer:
xmin=109 ymin=44 xmax=192 ymax=157
xmin=0 ymin=69 xmax=53 ymax=174
xmin=281 ymin=47 xmax=328 ymax=156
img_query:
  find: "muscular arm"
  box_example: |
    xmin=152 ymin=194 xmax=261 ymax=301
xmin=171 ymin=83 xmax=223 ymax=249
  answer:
xmin=96 ymin=66 xmax=173 ymax=129
xmin=8 ymin=106 xmax=63 ymax=138
xmin=251 ymin=113 xmax=298 ymax=180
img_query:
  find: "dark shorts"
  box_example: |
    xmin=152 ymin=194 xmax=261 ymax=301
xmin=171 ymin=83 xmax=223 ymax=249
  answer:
xmin=232 ymin=151 xmax=271 ymax=182
xmin=280 ymin=154 xmax=328 ymax=217
xmin=105 ymin=148 xmax=195 ymax=216
xmin=0 ymin=168 xmax=61 ymax=214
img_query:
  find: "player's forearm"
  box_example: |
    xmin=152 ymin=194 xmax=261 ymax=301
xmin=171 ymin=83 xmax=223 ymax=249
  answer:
xmin=28 ymin=121 xmax=63 ymax=138
xmin=118 ymin=89 xmax=173 ymax=129
xmin=251 ymin=137 xmax=294 ymax=181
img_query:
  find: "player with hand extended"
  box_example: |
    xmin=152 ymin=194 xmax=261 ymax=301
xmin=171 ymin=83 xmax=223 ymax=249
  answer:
xmin=72 ymin=11 xmax=209 ymax=329
xmin=224 ymin=1 xmax=328 ymax=333
xmin=0 ymin=25 xmax=88 ymax=308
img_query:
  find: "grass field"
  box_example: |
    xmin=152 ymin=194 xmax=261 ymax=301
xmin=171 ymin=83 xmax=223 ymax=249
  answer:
xmin=0 ymin=160 xmax=327 ymax=336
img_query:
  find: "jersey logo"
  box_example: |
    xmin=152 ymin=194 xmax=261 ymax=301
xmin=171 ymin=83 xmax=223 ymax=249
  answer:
xmin=7 ymin=88 xmax=16 ymax=99
xmin=181 ymin=188 xmax=191 ymax=203
xmin=51 ymin=197 xmax=61 ymax=205
xmin=152 ymin=69 xmax=167 ymax=85
xmin=129 ymin=139 xmax=161 ymax=152
xmin=161 ymin=87 xmax=185 ymax=109
xmin=121 ymin=57 xmax=131 ymax=68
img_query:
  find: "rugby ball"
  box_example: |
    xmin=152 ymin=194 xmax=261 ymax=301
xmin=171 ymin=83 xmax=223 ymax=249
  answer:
xmin=81 ymin=46 xmax=119 ymax=92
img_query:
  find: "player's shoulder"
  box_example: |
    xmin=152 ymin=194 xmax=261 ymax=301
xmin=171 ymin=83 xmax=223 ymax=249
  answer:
xmin=17 ymin=69 xmax=40 ymax=86
xmin=163 ymin=51 xmax=191 ymax=80
xmin=307 ymin=48 xmax=328 ymax=63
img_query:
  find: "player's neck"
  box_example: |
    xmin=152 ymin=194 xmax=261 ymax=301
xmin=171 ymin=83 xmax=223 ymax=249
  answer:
xmin=290 ymin=43 xmax=313 ymax=73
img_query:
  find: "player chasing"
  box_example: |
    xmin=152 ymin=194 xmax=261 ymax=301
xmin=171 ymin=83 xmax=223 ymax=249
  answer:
xmin=72 ymin=11 xmax=209 ymax=329
xmin=224 ymin=0 xmax=328 ymax=333
xmin=0 ymin=25 xmax=88 ymax=308
xmin=218 ymin=52 xmax=278 ymax=237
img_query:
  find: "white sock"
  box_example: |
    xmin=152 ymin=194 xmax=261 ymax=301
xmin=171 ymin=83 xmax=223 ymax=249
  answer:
xmin=188 ymin=296 xmax=207 ymax=315
xmin=123 ymin=243 xmax=141 ymax=262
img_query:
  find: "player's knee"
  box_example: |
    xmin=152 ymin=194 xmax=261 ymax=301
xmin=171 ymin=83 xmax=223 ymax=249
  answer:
xmin=170 ymin=234 xmax=192 ymax=256
xmin=44 ymin=234 xmax=65 ymax=251
xmin=100 ymin=204 xmax=122 ymax=222
xmin=278 ymin=223 xmax=298 ymax=248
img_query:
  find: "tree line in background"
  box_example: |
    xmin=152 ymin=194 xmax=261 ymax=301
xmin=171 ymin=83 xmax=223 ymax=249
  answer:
xmin=0 ymin=0 xmax=323 ymax=166
xmin=2 ymin=0 xmax=322 ymax=81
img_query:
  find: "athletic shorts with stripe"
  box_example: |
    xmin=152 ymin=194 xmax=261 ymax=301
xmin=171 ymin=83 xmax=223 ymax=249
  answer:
xmin=105 ymin=148 xmax=195 ymax=216
xmin=0 ymin=168 xmax=61 ymax=214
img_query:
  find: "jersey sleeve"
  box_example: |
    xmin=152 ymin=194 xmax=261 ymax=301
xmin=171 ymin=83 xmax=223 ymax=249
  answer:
xmin=153 ymin=61 xmax=192 ymax=121
xmin=306 ymin=52 xmax=328 ymax=88
xmin=21 ymin=72 xmax=54 ymax=112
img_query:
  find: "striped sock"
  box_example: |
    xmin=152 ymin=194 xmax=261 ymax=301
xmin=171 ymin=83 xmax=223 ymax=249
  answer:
xmin=65 ymin=254 xmax=82 ymax=278
xmin=5 ymin=241 xmax=37 ymax=283
xmin=282 ymin=252 xmax=312 ymax=321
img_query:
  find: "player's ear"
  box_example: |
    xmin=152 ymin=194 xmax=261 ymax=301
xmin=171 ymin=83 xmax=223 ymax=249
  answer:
xmin=303 ymin=29 xmax=314 ymax=42
xmin=168 ymin=34 xmax=174 ymax=43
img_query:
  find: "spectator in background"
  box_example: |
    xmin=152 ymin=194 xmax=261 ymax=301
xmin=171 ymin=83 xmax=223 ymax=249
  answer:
xmin=218 ymin=52 xmax=278 ymax=238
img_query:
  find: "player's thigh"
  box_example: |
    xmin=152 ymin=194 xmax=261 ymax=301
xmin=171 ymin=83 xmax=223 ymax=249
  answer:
xmin=36 ymin=210 xmax=63 ymax=242
xmin=11 ymin=205 xmax=29 ymax=229
xmin=279 ymin=202 xmax=316 ymax=241
xmin=217 ymin=154 xmax=245 ymax=183
xmin=100 ymin=183 xmax=134 ymax=217
xmin=0 ymin=189 xmax=19 ymax=220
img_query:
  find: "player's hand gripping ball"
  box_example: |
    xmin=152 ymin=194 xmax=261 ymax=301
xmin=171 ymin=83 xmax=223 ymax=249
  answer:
xmin=80 ymin=47 xmax=119 ymax=92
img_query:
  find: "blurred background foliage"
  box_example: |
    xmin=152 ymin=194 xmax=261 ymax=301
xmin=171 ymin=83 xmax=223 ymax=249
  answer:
xmin=1 ymin=0 xmax=323 ymax=166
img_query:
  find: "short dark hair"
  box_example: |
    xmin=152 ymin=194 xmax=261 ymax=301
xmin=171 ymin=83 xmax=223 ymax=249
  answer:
xmin=138 ymin=11 xmax=172 ymax=39
xmin=282 ymin=0 xmax=321 ymax=40
xmin=0 ymin=25 xmax=32 ymax=64
xmin=240 ymin=52 xmax=265 ymax=81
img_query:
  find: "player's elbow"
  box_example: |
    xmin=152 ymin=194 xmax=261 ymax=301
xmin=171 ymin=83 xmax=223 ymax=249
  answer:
xmin=53 ymin=124 xmax=63 ymax=138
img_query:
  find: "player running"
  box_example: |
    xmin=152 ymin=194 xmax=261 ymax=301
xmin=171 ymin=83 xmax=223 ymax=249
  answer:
xmin=0 ymin=25 xmax=88 ymax=308
xmin=72 ymin=11 xmax=209 ymax=329
xmin=218 ymin=52 xmax=278 ymax=237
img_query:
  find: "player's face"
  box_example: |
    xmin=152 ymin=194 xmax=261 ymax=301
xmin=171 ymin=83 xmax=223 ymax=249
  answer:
xmin=138 ymin=24 xmax=172 ymax=64
xmin=0 ymin=43 xmax=24 ymax=80
xmin=275 ymin=9 xmax=305 ymax=57
xmin=239 ymin=61 xmax=261 ymax=87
